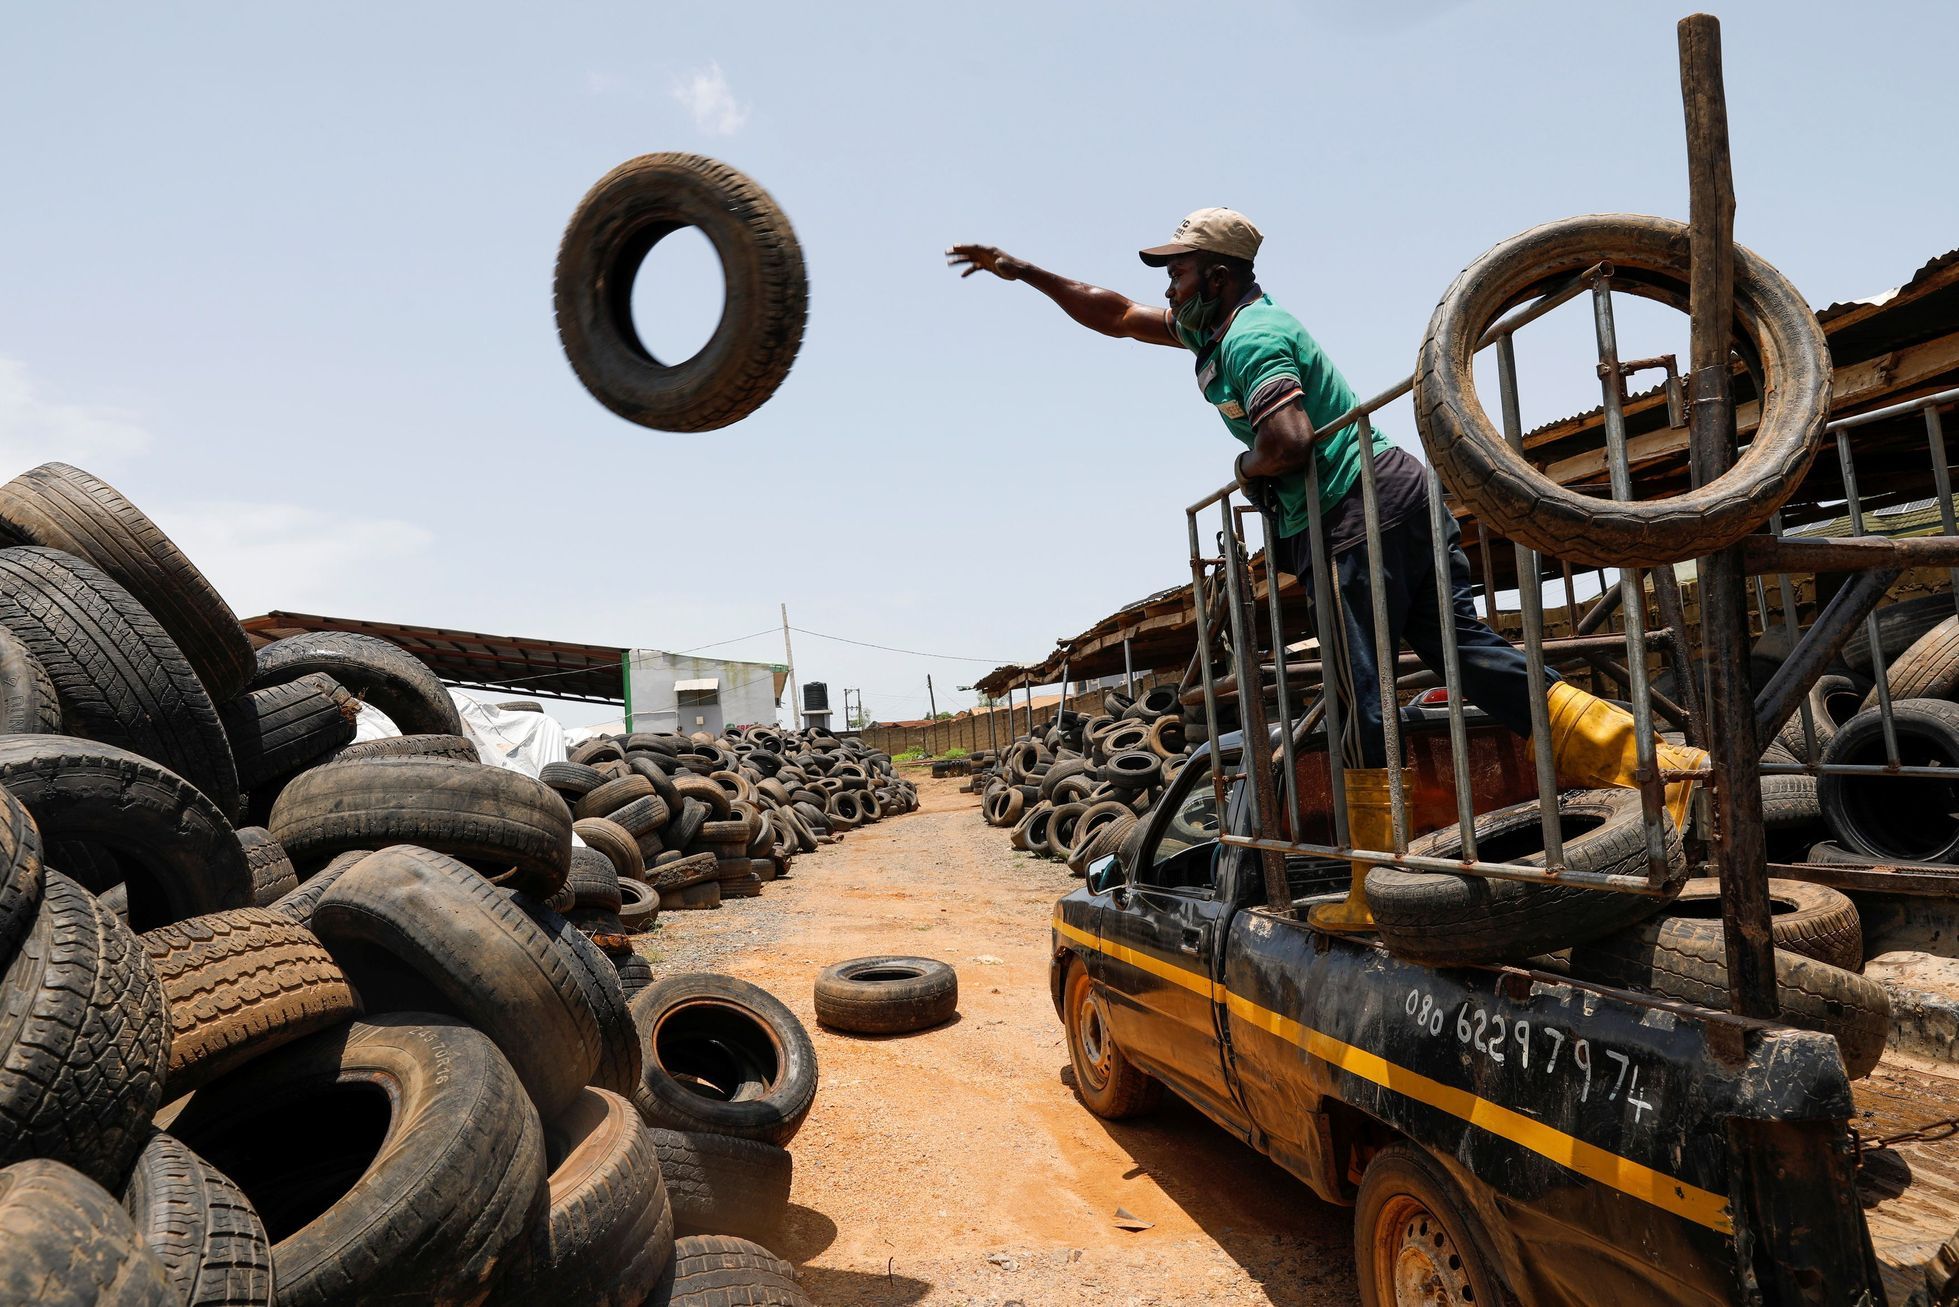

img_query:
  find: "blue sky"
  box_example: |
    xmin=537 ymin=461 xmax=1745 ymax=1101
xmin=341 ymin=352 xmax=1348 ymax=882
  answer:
xmin=1 ymin=2 xmax=1949 ymax=726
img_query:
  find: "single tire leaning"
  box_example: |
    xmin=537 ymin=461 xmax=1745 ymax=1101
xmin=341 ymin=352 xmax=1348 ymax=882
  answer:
xmin=490 ymin=1088 xmax=674 ymax=1307
xmin=555 ymin=152 xmax=808 ymax=433
xmin=1366 ymin=788 xmax=1686 ymax=967
xmin=1774 ymin=671 xmax=1872 ymax=759
xmin=1566 ymin=918 xmax=1890 ymax=1078
xmin=648 ymin=1130 xmax=794 ymax=1245
xmin=0 ymin=547 xmax=241 ymax=815
xmin=652 ymin=1234 xmax=811 ymax=1307
xmin=1660 ymin=877 xmax=1863 ymax=972
xmin=1415 ymin=214 xmax=1831 ymax=566
xmin=310 ymin=847 xmax=605 ymax=1120
xmin=0 ymin=462 xmax=254 ymax=701
xmin=0 ymin=871 xmax=170 ymax=1189
xmin=814 ymin=956 xmax=958 ymax=1035
xmin=171 ymin=1015 xmax=548 ymax=1307
xmin=140 ymin=907 xmax=359 ymax=1099
xmin=630 ymin=973 xmax=818 ymax=1146
xmin=0 ymin=1158 xmax=176 ymax=1307
xmin=221 ymin=674 xmax=359 ymax=794
xmin=121 ymin=1131 xmax=274 ymax=1307
xmin=1818 ymin=698 xmax=1959 ymax=864
xmin=251 ymin=631 xmax=465 ymax=738
xmin=334 ymin=733 xmax=478 ymax=764
xmin=1842 ymin=595 xmax=1956 ymax=677
xmin=0 ymin=625 xmax=62 ymax=735
xmin=236 ymin=827 xmax=300 ymax=907
xmin=269 ymin=756 xmax=572 ymax=896
xmin=0 ymin=735 xmax=250 ymax=931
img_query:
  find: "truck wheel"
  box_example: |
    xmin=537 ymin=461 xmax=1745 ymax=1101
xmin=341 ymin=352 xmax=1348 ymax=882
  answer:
xmin=1063 ymin=960 xmax=1159 ymax=1119
xmin=1355 ymin=1146 xmax=1508 ymax=1307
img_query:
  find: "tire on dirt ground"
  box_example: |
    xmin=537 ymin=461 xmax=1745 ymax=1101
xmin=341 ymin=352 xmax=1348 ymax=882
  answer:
xmin=140 ymin=907 xmax=358 ymax=1098
xmin=630 ymin=973 xmax=817 ymax=1146
xmin=121 ymin=1130 xmax=273 ymax=1307
xmin=1061 ymin=957 xmax=1160 ymax=1120
xmin=171 ymin=1014 xmax=548 ymax=1307
xmin=0 ymin=735 xmax=250 ymax=931
xmin=1415 ymin=214 xmax=1830 ymax=566
xmin=491 ymin=1087 xmax=673 ymax=1307
xmin=1366 ymin=788 xmax=1685 ymax=967
xmin=0 ymin=1158 xmax=175 ymax=1306
xmin=1353 ymin=1145 xmax=1511 ymax=1307
xmin=555 ymin=153 xmax=807 ymax=433
xmin=0 ymin=462 xmax=254 ymax=701
xmin=1566 ymin=915 xmax=1890 ymax=1078
xmin=0 ymin=871 xmax=169 ymax=1189
xmin=814 ymin=956 xmax=958 ymax=1035
xmin=1818 ymin=698 xmax=1959 ymax=864
xmin=0 ymin=547 xmax=241 ymax=815
xmin=269 ymin=756 xmax=572 ymax=896
xmin=1660 ymin=877 xmax=1862 ymax=972
xmin=310 ymin=847 xmax=605 ymax=1120
xmin=651 ymin=1234 xmax=811 ymax=1307
xmin=647 ymin=1131 xmax=793 ymax=1246
xmin=251 ymin=631 xmax=465 ymax=738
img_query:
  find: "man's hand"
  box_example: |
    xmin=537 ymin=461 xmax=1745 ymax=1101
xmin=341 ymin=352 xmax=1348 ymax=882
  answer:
xmin=946 ymin=244 xmax=1021 ymax=281
xmin=1235 ymin=452 xmax=1285 ymax=519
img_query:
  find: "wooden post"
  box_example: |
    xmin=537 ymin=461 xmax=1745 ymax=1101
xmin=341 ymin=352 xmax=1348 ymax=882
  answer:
xmin=1679 ymin=13 xmax=1776 ymax=1021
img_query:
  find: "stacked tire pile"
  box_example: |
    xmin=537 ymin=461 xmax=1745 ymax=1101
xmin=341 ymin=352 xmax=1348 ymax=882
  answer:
xmin=0 ymin=461 xmax=815 ymax=1306
xmin=543 ymin=725 xmax=917 ymax=919
xmin=973 ymin=686 xmax=1197 ymax=874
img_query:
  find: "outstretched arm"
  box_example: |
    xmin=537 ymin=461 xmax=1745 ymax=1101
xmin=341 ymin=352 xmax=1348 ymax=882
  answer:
xmin=946 ymin=244 xmax=1177 ymax=346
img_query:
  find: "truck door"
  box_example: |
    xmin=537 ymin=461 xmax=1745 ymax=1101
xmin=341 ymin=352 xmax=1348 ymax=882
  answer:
xmin=1100 ymin=758 xmax=1241 ymax=1130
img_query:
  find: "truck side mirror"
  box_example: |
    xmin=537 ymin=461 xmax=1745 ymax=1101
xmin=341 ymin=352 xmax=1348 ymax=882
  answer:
xmin=1086 ymin=855 xmax=1124 ymax=895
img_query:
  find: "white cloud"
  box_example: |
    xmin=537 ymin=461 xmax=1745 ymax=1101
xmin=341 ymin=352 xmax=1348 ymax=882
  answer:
xmin=159 ymin=500 xmax=434 ymax=617
xmin=669 ymin=62 xmax=749 ymax=136
xmin=0 ymin=357 xmax=151 ymax=472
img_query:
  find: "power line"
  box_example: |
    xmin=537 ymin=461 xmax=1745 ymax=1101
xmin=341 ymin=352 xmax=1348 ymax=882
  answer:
xmin=671 ymin=627 xmax=779 ymax=655
xmin=790 ymin=626 xmax=1007 ymax=664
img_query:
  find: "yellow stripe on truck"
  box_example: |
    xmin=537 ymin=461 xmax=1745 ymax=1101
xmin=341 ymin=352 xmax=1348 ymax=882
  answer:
xmin=1053 ymin=914 xmax=1733 ymax=1235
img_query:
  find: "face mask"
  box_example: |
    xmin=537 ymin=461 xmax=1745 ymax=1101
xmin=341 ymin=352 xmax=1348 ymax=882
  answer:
xmin=1173 ymin=288 xmax=1221 ymax=338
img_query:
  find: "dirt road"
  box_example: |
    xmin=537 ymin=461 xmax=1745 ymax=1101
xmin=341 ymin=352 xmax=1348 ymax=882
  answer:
xmin=638 ymin=775 xmax=1358 ymax=1307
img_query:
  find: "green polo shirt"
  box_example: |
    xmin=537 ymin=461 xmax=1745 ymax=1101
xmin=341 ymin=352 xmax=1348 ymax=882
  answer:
xmin=1175 ymin=292 xmax=1390 ymax=539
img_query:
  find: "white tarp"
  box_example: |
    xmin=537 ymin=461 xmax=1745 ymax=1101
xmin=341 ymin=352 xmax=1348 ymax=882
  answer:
xmin=345 ymin=692 xmax=569 ymax=777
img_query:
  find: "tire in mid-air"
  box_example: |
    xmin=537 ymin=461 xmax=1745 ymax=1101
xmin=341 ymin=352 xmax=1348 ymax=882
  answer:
xmin=554 ymin=153 xmax=808 ymax=433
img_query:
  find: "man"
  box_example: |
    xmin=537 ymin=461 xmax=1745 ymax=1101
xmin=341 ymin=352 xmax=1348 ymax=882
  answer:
xmin=948 ymin=209 xmax=1701 ymax=932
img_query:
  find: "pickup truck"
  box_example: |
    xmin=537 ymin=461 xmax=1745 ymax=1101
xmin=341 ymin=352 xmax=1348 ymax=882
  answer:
xmin=1050 ymin=724 xmax=1959 ymax=1307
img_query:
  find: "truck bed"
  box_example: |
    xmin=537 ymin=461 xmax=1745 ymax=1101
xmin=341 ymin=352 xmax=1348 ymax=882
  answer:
xmin=1854 ymin=1056 xmax=1959 ymax=1305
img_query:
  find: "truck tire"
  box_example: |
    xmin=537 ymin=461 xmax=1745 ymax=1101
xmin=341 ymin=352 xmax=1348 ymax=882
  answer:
xmin=1818 ymin=698 xmax=1959 ymax=863
xmin=0 ymin=462 xmax=254 ymax=701
xmin=1566 ymin=916 xmax=1890 ymax=1078
xmin=814 ymin=956 xmax=957 ymax=1034
xmin=651 ymin=1235 xmax=810 ymax=1307
xmin=1062 ymin=958 xmax=1160 ymax=1119
xmin=121 ymin=1131 xmax=273 ymax=1307
xmin=1842 ymin=595 xmax=1954 ymax=677
xmin=333 ymin=733 xmax=478 ymax=764
xmin=310 ymin=847 xmax=604 ymax=1120
xmin=140 ymin=907 xmax=358 ymax=1098
xmin=1660 ymin=877 xmax=1862 ymax=972
xmin=629 ymin=973 xmax=817 ymax=1146
xmin=554 ymin=153 xmax=808 ymax=433
xmin=1870 ymin=613 xmax=1959 ymax=707
xmin=251 ymin=631 xmax=464 ymax=738
xmin=0 ymin=626 xmax=61 ymax=735
xmin=269 ymin=756 xmax=572 ymax=896
xmin=0 ymin=871 xmax=169 ymax=1189
xmin=0 ymin=1158 xmax=175 ymax=1307
xmin=491 ymin=1088 xmax=673 ymax=1307
xmin=1366 ymin=788 xmax=1685 ymax=966
xmin=0 ymin=547 xmax=241 ymax=816
xmin=1354 ymin=1145 xmax=1509 ymax=1307
xmin=170 ymin=1015 xmax=547 ymax=1307
xmin=647 ymin=1131 xmax=792 ymax=1245
xmin=1415 ymin=214 xmax=1830 ymax=566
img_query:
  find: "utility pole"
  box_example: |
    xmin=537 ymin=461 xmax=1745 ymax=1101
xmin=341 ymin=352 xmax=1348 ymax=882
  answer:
xmin=780 ymin=603 xmax=801 ymax=729
xmin=925 ymin=673 xmax=937 ymax=719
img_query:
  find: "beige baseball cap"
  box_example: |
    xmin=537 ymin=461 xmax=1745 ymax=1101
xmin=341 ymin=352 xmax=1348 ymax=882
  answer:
xmin=1139 ymin=207 xmax=1264 ymax=266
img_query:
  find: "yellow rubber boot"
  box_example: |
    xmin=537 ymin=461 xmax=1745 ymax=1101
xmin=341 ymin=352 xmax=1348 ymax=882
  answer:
xmin=1308 ymin=768 xmax=1406 ymax=934
xmin=1542 ymin=681 xmax=1706 ymax=833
